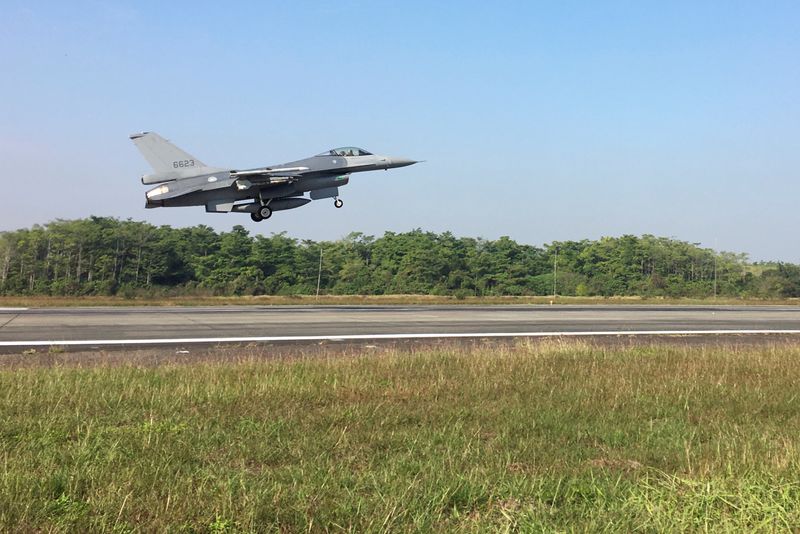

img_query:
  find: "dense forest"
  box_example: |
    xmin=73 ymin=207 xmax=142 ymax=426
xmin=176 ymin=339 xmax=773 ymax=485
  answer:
xmin=1 ymin=217 xmax=799 ymax=298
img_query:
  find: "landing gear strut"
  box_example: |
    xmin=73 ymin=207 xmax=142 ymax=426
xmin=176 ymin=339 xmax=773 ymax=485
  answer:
xmin=250 ymin=204 xmax=272 ymax=223
xmin=250 ymin=192 xmax=273 ymax=222
xmin=334 ymin=198 xmax=344 ymax=209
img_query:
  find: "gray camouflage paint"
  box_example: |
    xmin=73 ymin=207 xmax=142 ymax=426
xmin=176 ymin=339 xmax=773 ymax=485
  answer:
xmin=130 ymin=132 xmax=416 ymax=220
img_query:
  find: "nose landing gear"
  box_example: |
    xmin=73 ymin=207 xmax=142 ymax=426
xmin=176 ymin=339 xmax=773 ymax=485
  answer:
xmin=334 ymin=198 xmax=344 ymax=209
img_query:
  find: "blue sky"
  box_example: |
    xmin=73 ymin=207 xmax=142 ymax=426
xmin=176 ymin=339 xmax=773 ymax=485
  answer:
xmin=1 ymin=1 xmax=798 ymax=260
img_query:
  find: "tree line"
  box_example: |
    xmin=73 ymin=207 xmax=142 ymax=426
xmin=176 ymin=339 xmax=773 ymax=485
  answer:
xmin=1 ymin=217 xmax=798 ymax=299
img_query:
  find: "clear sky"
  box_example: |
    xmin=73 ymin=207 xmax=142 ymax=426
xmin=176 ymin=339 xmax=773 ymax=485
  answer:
xmin=1 ymin=1 xmax=798 ymax=261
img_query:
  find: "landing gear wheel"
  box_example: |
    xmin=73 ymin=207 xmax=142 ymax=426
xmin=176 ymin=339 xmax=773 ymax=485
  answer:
xmin=334 ymin=198 xmax=344 ymax=209
xmin=258 ymin=206 xmax=272 ymax=219
xmin=250 ymin=212 xmax=263 ymax=222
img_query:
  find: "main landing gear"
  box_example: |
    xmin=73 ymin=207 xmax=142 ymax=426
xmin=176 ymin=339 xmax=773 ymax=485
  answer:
xmin=250 ymin=205 xmax=272 ymax=222
xmin=334 ymin=197 xmax=344 ymax=209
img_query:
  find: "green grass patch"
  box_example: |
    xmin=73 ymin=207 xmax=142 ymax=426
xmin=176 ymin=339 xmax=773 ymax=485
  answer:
xmin=2 ymin=342 xmax=800 ymax=531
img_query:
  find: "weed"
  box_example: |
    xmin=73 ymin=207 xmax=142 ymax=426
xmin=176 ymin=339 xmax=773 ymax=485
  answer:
xmin=2 ymin=342 xmax=799 ymax=530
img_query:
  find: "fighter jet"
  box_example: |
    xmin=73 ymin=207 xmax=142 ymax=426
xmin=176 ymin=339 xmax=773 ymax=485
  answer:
xmin=130 ymin=132 xmax=417 ymax=222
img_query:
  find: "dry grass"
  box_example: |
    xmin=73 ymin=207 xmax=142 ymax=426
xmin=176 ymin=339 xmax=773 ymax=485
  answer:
xmin=2 ymin=294 xmax=799 ymax=308
xmin=2 ymin=341 xmax=800 ymax=531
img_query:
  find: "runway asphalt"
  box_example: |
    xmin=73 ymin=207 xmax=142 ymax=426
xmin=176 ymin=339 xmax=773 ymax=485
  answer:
xmin=1 ymin=305 xmax=800 ymax=351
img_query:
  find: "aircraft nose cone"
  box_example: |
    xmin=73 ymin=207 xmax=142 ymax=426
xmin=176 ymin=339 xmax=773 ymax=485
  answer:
xmin=388 ymin=157 xmax=417 ymax=168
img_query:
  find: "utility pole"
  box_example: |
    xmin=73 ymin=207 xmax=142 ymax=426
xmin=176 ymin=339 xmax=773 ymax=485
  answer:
xmin=315 ymin=244 xmax=323 ymax=300
xmin=713 ymin=239 xmax=718 ymax=299
xmin=713 ymin=253 xmax=717 ymax=299
xmin=553 ymin=247 xmax=558 ymax=298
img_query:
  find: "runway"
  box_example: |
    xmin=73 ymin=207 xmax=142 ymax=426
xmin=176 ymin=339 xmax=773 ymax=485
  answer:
xmin=1 ymin=305 xmax=800 ymax=350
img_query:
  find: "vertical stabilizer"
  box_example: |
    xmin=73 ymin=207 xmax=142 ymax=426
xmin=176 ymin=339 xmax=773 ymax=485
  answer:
xmin=129 ymin=132 xmax=210 ymax=174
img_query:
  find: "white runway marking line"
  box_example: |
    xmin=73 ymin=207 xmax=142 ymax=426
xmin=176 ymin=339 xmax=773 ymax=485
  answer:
xmin=0 ymin=308 xmax=28 ymax=311
xmin=2 ymin=329 xmax=800 ymax=347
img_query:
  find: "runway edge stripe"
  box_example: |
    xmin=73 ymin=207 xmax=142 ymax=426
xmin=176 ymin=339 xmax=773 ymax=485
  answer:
xmin=3 ymin=329 xmax=800 ymax=347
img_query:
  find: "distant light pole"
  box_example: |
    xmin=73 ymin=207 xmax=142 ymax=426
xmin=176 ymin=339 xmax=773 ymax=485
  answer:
xmin=713 ymin=239 xmax=718 ymax=299
xmin=553 ymin=247 xmax=558 ymax=298
xmin=316 ymin=244 xmax=323 ymax=300
xmin=713 ymin=253 xmax=717 ymax=300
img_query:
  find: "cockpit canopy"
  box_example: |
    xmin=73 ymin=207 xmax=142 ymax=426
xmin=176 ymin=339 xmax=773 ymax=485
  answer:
xmin=316 ymin=147 xmax=373 ymax=157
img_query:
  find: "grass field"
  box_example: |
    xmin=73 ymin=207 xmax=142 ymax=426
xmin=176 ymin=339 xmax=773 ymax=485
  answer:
xmin=1 ymin=294 xmax=799 ymax=308
xmin=2 ymin=342 xmax=800 ymax=531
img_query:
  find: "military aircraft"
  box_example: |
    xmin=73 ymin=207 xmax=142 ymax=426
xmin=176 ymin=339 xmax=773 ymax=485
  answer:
xmin=130 ymin=132 xmax=417 ymax=222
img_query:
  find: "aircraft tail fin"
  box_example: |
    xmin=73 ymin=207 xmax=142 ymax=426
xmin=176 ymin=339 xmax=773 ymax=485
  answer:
xmin=129 ymin=132 xmax=210 ymax=174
